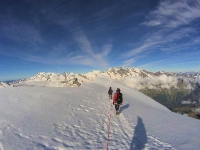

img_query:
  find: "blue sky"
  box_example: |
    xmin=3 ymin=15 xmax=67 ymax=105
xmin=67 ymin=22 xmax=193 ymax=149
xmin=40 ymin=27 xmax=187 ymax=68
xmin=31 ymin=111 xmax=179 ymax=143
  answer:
xmin=1 ymin=0 xmax=200 ymax=81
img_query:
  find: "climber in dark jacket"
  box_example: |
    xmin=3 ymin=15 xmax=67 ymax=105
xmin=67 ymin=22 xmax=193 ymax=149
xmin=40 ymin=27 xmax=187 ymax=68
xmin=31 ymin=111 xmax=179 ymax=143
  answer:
xmin=108 ymin=87 xmax=113 ymax=99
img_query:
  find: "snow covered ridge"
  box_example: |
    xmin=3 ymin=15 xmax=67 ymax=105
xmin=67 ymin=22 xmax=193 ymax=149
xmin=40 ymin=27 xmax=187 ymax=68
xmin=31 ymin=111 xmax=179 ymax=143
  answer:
xmin=0 ymin=82 xmax=9 ymax=88
xmin=9 ymin=73 xmax=80 ymax=87
xmin=102 ymin=67 xmax=174 ymax=80
xmin=5 ymin=67 xmax=200 ymax=88
xmin=8 ymin=70 xmax=101 ymax=87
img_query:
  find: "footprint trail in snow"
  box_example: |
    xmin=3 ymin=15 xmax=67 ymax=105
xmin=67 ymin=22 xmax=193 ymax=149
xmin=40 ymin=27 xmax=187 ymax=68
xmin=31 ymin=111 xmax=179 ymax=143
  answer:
xmin=0 ymin=86 xmax=176 ymax=150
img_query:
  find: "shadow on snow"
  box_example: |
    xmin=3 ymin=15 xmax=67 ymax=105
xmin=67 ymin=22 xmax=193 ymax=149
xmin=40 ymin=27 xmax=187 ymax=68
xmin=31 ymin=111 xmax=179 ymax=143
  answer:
xmin=130 ymin=116 xmax=147 ymax=150
xmin=120 ymin=103 xmax=130 ymax=113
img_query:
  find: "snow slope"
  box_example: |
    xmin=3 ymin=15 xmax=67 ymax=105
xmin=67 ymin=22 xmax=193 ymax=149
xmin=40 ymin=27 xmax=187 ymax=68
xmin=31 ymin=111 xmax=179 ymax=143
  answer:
xmin=0 ymin=75 xmax=200 ymax=149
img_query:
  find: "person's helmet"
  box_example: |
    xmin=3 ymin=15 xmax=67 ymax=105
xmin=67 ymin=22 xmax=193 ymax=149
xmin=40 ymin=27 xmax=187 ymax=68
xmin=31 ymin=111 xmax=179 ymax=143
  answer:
xmin=116 ymin=88 xmax=120 ymax=92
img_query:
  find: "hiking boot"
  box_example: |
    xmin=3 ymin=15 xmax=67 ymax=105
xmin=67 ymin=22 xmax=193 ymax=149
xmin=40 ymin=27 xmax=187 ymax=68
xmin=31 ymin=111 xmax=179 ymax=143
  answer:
xmin=116 ymin=110 xmax=119 ymax=115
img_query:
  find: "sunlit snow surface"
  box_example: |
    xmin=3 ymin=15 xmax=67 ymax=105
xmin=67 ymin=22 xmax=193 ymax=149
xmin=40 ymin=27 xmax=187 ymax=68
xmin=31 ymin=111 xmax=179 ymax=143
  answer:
xmin=0 ymin=76 xmax=200 ymax=150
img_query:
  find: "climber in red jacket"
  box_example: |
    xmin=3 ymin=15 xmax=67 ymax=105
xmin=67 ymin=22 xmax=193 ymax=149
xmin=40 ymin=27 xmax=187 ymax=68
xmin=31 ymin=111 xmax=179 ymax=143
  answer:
xmin=113 ymin=88 xmax=123 ymax=115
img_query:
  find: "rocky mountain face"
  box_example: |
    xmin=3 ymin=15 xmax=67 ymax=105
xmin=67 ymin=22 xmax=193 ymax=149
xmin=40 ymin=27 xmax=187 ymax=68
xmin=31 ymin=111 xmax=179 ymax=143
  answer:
xmin=140 ymin=82 xmax=200 ymax=108
xmin=102 ymin=67 xmax=174 ymax=80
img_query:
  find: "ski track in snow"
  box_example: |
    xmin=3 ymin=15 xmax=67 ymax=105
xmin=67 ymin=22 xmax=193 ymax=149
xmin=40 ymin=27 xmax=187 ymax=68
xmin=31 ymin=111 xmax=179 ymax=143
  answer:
xmin=0 ymin=86 xmax=176 ymax=150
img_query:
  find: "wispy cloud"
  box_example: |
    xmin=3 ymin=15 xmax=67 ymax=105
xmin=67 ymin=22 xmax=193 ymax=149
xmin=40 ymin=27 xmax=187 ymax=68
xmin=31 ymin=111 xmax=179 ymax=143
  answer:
xmin=123 ymin=58 xmax=135 ymax=67
xmin=142 ymin=0 xmax=200 ymax=28
xmin=123 ymin=0 xmax=200 ymax=59
xmin=39 ymin=1 xmax=78 ymax=30
xmin=23 ymin=51 xmax=110 ymax=67
xmin=37 ymin=2 xmax=112 ymax=67
xmin=0 ymin=14 xmax=43 ymax=45
xmin=73 ymin=32 xmax=94 ymax=56
xmin=19 ymin=30 xmax=112 ymax=67
xmin=136 ymin=59 xmax=169 ymax=71
xmin=0 ymin=1 xmax=113 ymax=68
xmin=137 ymin=51 xmax=200 ymax=72
xmin=73 ymin=30 xmax=112 ymax=67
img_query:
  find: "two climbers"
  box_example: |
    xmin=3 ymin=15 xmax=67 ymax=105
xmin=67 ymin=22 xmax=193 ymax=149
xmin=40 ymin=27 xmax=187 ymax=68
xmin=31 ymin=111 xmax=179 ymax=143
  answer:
xmin=113 ymin=88 xmax=123 ymax=115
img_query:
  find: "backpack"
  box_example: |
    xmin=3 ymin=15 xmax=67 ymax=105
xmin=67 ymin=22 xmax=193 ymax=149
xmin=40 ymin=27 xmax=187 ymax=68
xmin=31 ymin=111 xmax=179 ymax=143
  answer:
xmin=117 ymin=93 xmax=123 ymax=104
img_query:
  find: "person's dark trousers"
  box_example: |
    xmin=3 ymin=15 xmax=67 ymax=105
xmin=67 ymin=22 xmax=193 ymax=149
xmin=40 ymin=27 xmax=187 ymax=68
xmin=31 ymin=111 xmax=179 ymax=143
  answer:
xmin=109 ymin=94 xmax=112 ymax=99
xmin=115 ymin=104 xmax=119 ymax=111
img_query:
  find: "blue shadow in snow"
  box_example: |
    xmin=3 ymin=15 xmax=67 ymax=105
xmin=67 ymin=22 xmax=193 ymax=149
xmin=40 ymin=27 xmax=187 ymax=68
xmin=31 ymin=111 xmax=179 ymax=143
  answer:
xmin=130 ymin=116 xmax=147 ymax=150
xmin=119 ymin=103 xmax=130 ymax=113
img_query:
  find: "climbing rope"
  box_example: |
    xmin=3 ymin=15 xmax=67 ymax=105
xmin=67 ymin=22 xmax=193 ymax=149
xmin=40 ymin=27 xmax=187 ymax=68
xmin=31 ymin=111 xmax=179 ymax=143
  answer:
xmin=106 ymin=101 xmax=113 ymax=150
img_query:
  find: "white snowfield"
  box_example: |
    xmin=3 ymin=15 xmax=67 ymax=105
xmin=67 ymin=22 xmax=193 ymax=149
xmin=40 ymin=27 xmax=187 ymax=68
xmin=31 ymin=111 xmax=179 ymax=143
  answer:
xmin=0 ymin=76 xmax=200 ymax=150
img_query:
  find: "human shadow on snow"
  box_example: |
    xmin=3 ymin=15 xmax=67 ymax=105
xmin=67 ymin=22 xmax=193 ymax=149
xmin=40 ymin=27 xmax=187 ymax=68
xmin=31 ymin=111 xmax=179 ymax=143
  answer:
xmin=119 ymin=103 xmax=130 ymax=113
xmin=130 ymin=116 xmax=147 ymax=150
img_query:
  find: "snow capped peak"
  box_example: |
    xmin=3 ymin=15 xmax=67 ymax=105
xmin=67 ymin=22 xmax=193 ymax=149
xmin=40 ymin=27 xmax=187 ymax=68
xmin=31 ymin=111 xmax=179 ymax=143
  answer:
xmin=92 ymin=70 xmax=101 ymax=74
xmin=103 ymin=67 xmax=155 ymax=80
xmin=0 ymin=82 xmax=9 ymax=88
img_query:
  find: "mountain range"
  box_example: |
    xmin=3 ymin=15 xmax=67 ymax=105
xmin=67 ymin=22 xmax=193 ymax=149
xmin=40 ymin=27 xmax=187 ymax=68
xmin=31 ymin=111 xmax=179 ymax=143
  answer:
xmin=2 ymin=67 xmax=200 ymax=89
xmin=1 ymin=67 xmax=200 ymax=115
xmin=1 ymin=67 xmax=200 ymax=149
